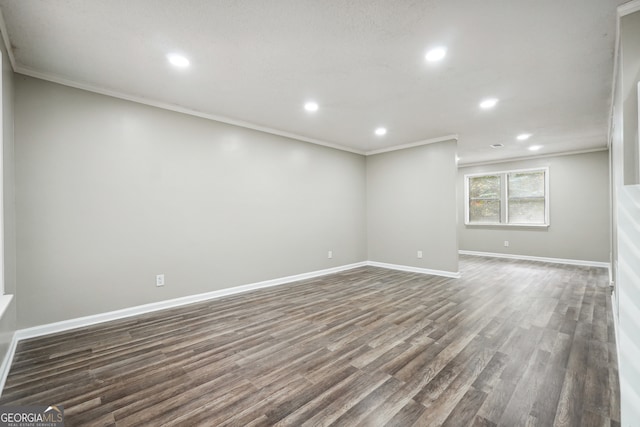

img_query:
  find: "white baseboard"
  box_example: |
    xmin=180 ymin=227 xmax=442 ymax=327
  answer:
xmin=13 ymin=259 xmax=459 ymax=342
xmin=14 ymin=261 xmax=368 ymax=342
xmin=0 ymin=253 xmax=611 ymax=395
xmin=1 ymin=261 xmax=371 ymax=395
xmin=0 ymin=259 xmax=457 ymax=395
xmin=366 ymin=261 xmax=461 ymax=279
xmin=458 ymin=250 xmax=611 ymax=269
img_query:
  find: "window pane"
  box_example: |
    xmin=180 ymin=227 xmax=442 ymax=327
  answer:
xmin=508 ymin=199 xmax=545 ymax=224
xmin=508 ymin=171 xmax=544 ymax=198
xmin=469 ymin=175 xmax=501 ymax=199
xmin=469 ymin=200 xmax=500 ymax=223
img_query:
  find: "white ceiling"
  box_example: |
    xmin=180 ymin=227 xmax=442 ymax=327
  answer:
xmin=0 ymin=0 xmax=626 ymax=164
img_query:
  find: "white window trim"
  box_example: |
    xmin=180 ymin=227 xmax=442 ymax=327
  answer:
xmin=0 ymin=52 xmax=4 ymax=295
xmin=464 ymin=167 xmax=550 ymax=228
xmin=0 ymin=51 xmax=10 ymax=319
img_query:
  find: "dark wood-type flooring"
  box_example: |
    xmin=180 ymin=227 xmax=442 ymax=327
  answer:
xmin=0 ymin=255 xmax=620 ymax=426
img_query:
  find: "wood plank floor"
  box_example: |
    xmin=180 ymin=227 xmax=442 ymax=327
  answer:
xmin=0 ymin=255 xmax=620 ymax=426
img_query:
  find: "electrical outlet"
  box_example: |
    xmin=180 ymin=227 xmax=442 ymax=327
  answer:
xmin=504 ymin=241 xmax=510 ymax=247
xmin=156 ymin=274 xmax=165 ymax=287
xmin=417 ymin=250 xmax=423 ymax=259
xmin=328 ymin=250 xmax=333 ymax=259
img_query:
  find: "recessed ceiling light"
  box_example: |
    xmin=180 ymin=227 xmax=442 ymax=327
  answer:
xmin=167 ymin=54 xmax=190 ymax=68
xmin=480 ymin=98 xmax=499 ymax=109
xmin=425 ymin=47 xmax=447 ymax=62
xmin=375 ymin=127 xmax=387 ymax=136
xmin=490 ymin=143 xmax=504 ymax=149
xmin=304 ymin=101 xmax=319 ymax=112
xmin=517 ymin=133 xmax=532 ymax=141
xmin=529 ymin=145 xmax=543 ymax=151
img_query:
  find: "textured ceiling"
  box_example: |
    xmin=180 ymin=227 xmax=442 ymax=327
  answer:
xmin=0 ymin=0 xmax=626 ymax=163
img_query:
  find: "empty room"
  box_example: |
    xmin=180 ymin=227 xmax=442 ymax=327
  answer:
xmin=0 ymin=0 xmax=638 ymax=426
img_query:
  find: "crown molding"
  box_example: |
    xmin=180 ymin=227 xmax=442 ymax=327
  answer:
xmin=15 ymin=66 xmax=460 ymax=158
xmin=618 ymin=0 xmax=640 ymax=17
xmin=458 ymin=147 xmax=608 ymax=168
xmin=365 ymin=134 xmax=459 ymax=155
xmin=0 ymin=7 xmax=16 ymax=71
xmin=15 ymin=66 xmax=368 ymax=156
xmin=13 ymin=61 xmax=464 ymax=158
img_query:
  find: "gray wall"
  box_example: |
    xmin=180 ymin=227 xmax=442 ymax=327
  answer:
xmin=15 ymin=76 xmax=367 ymax=328
xmin=458 ymin=150 xmax=610 ymax=263
xmin=0 ymin=28 xmax=16 ymax=365
xmin=612 ymin=10 xmax=640 ymax=427
xmin=366 ymin=140 xmax=459 ymax=274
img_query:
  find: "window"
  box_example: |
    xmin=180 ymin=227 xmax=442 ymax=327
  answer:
xmin=465 ymin=168 xmax=549 ymax=226
xmin=468 ymin=174 xmax=501 ymax=223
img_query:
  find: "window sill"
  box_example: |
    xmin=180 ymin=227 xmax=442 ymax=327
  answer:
xmin=0 ymin=295 xmax=13 ymax=319
xmin=465 ymin=223 xmax=549 ymax=229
